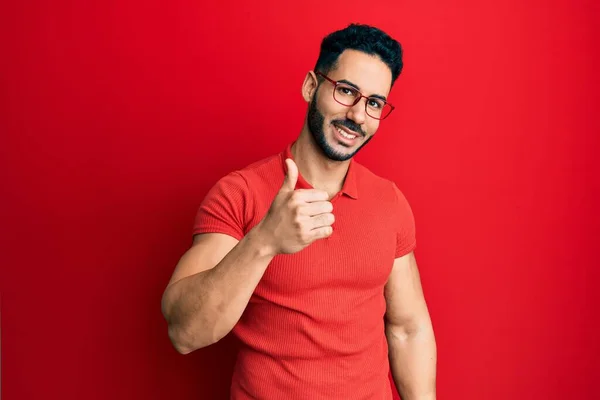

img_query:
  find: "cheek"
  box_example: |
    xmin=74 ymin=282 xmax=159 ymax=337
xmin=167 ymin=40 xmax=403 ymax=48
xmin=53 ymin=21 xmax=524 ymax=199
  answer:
xmin=317 ymin=93 xmax=348 ymax=121
xmin=365 ymin=120 xmax=380 ymax=136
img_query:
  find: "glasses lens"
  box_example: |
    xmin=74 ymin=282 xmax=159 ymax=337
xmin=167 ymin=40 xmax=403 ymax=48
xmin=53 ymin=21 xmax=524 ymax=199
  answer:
xmin=366 ymin=101 xmax=393 ymax=120
xmin=333 ymin=83 xmax=359 ymax=106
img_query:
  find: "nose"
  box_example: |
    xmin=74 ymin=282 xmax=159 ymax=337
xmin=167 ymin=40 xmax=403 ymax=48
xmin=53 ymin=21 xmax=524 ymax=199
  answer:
xmin=346 ymin=97 xmax=367 ymax=126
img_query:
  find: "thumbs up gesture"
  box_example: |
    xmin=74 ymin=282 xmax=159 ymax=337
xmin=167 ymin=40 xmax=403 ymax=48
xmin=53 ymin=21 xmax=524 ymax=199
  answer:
xmin=257 ymin=158 xmax=335 ymax=255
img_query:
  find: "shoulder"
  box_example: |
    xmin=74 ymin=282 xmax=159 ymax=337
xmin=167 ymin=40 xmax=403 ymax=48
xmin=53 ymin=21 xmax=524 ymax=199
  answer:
xmin=210 ymin=151 xmax=283 ymax=193
xmin=237 ymin=151 xmax=283 ymax=182
xmin=232 ymin=153 xmax=284 ymax=193
xmin=208 ymin=154 xmax=284 ymax=206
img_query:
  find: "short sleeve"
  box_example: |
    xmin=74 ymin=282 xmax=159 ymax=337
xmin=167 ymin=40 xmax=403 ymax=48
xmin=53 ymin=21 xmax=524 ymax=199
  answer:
xmin=192 ymin=172 xmax=250 ymax=241
xmin=392 ymin=183 xmax=417 ymax=258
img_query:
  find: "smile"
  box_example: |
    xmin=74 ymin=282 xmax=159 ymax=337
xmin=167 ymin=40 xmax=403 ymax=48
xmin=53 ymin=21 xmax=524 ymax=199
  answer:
xmin=334 ymin=124 xmax=360 ymax=140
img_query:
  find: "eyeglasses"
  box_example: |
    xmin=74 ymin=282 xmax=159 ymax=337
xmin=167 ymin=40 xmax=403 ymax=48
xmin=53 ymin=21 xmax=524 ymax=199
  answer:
xmin=315 ymin=71 xmax=395 ymax=120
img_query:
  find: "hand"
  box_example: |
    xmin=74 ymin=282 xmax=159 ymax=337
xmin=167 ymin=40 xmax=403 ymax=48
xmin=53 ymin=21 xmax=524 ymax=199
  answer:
xmin=257 ymin=158 xmax=334 ymax=255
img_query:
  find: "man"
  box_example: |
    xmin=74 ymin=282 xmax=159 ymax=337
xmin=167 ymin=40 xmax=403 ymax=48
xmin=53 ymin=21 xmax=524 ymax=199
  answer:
xmin=161 ymin=23 xmax=437 ymax=400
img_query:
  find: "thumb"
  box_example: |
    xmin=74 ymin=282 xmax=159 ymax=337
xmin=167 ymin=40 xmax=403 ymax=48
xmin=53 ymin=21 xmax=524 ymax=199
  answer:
xmin=282 ymin=158 xmax=298 ymax=192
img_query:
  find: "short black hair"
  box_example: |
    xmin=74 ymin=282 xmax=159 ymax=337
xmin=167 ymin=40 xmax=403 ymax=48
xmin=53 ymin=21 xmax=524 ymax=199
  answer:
xmin=314 ymin=23 xmax=403 ymax=86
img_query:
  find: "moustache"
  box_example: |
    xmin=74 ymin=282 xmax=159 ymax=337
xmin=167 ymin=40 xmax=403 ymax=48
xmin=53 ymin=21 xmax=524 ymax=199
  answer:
xmin=332 ymin=119 xmax=365 ymax=137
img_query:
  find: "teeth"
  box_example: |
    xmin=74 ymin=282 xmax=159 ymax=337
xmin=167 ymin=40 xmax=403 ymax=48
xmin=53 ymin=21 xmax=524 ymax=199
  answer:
xmin=336 ymin=127 xmax=357 ymax=139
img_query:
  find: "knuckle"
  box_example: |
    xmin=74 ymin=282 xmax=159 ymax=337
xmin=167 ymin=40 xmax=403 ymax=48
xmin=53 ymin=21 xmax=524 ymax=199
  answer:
xmin=296 ymin=203 xmax=307 ymax=215
xmin=299 ymin=230 xmax=310 ymax=244
xmin=291 ymin=205 xmax=302 ymax=217
xmin=291 ymin=192 xmax=303 ymax=203
xmin=293 ymin=215 xmax=303 ymax=226
xmin=287 ymin=199 xmax=298 ymax=210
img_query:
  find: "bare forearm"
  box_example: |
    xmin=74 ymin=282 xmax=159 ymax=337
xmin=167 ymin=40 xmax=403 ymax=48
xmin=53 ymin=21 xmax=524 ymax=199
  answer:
xmin=162 ymin=226 xmax=274 ymax=353
xmin=386 ymin=319 xmax=437 ymax=400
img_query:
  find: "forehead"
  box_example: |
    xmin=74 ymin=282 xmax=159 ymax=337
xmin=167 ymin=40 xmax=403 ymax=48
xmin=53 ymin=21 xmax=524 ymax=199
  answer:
xmin=327 ymin=49 xmax=393 ymax=97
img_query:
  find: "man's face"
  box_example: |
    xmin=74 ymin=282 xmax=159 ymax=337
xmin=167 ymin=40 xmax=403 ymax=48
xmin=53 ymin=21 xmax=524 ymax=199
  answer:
xmin=307 ymin=49 xmax=393 ymax=162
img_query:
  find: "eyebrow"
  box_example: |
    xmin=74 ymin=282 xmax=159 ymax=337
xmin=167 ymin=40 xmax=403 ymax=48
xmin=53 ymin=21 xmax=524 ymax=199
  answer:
xmin=337 ymin=79 xmax=388 ymax=102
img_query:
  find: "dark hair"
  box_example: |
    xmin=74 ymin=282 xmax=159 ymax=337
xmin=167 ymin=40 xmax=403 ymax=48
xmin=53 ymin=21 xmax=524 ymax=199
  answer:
xmin=314 ymin=23 xmax=403 ymax=86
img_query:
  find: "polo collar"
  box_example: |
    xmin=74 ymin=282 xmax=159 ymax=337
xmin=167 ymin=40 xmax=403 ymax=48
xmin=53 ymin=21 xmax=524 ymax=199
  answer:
xmin=280 ymin=142 xmax=359 ymax=199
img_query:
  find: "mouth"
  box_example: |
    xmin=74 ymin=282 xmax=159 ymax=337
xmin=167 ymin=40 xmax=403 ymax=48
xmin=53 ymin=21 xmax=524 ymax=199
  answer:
xmin=332 ymin=123 xmax=361 ymax=146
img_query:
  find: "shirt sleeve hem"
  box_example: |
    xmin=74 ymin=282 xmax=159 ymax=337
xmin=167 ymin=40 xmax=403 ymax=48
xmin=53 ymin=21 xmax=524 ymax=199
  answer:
xmin=192 ymin=226 xmax=244 ymax=241
xmin=395 ymin=239 xmax=417 ymax=259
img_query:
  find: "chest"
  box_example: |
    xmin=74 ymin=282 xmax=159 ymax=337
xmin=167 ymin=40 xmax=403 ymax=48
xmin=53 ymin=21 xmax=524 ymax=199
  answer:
xmin=253 ymin=198 xmax=397 ymax=296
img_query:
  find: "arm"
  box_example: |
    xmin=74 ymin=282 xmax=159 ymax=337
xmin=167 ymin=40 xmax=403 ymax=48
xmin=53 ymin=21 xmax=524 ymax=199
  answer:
xmin=161 ymin=159 xmax=333 ymax=355
xmin=384 ymin=251 xmax=437 ymax=400
xmin=161 ymin=225 xmax=275 ymax=354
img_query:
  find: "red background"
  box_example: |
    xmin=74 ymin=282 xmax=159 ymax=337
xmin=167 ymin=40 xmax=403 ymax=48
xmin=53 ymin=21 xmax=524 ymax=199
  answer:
xmin=1 ymin=0 xmax=599 ymax=399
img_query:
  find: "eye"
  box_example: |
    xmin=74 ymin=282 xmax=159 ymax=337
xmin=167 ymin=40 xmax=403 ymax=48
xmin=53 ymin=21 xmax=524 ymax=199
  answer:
xmin=337 ymin=85 xmax=357 ymax=96
xmin=367 ymin=98 xmax=384 ymax=109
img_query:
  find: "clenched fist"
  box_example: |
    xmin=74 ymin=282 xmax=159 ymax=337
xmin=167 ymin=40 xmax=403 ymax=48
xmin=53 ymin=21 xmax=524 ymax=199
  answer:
xmin=257 ymin=158 xmax=334 ymax=255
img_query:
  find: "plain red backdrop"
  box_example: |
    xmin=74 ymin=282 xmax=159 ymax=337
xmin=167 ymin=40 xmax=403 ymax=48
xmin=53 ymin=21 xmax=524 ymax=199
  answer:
xmin=1 ymin=0 xmax=598 ymax=399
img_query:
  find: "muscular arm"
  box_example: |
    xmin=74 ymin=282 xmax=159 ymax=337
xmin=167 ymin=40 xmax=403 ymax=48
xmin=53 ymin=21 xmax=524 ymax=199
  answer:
xmin=162 ymin=159 xmax=332 ymax=355
xmin=161 ymin=224 xmax=274 ymax=354
xmin=384 ymin=251 xmax=437 ymax=400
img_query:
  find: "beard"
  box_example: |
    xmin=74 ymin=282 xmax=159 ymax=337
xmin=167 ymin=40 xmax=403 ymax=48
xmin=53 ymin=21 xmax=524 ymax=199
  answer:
xmin=307 ymin=91 xmax=373 ymax=162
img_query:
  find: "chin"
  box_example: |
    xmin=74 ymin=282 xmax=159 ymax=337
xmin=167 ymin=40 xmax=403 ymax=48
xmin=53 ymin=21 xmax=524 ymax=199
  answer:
xmin=317 ymin=135 xmax=361 ymax=162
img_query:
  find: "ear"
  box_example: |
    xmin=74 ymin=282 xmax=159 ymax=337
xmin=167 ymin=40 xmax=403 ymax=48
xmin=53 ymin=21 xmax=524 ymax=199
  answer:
xmin=301 ymin=71 xmax=318 ymax=103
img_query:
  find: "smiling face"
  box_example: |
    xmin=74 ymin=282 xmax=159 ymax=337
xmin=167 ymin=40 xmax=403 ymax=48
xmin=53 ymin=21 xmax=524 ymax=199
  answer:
xmin=304 ymin=49 xmax=393 ymax=162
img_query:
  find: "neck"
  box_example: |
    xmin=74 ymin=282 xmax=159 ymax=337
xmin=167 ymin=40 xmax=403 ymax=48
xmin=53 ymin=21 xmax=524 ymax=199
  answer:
xmin=291 ymin=127 xmax=351 ymax=197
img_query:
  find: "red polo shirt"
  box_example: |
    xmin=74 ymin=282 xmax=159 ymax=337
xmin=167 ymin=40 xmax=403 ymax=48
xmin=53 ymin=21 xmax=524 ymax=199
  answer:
xmin=193 ymin=141 xmax=416 ymax=399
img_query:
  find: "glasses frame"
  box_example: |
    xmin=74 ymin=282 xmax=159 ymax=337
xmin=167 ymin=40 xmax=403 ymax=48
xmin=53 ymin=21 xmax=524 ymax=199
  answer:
xmin=315 ymin=71 xmax=395 ymax=120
